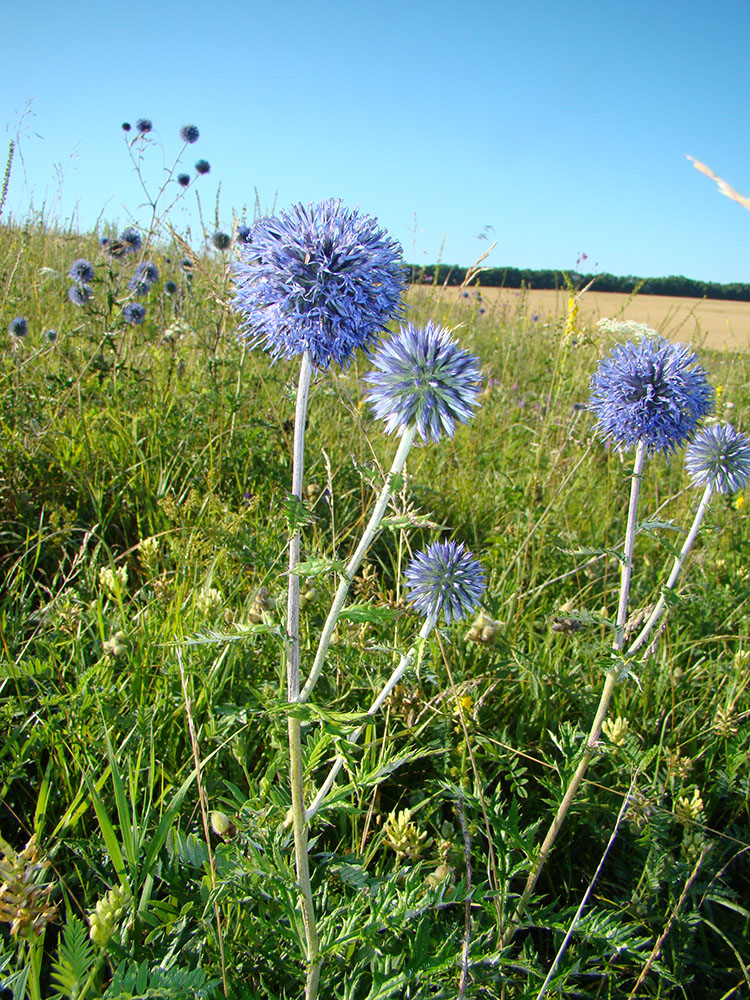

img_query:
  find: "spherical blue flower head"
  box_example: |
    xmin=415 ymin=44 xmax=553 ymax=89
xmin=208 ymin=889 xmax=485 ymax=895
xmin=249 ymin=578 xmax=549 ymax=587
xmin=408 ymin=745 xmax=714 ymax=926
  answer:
xmin=212 ymin=231 xmax=231 ymax=250
xmin=68 ymin=284 xmax=92 ymax=305
xmin=123 ymin=302 xmax=146 ymax=325
xmin=136 ymin=119 xmax=152 ymax=134
xmin=405 ymin=540 xmax=486 ymax=624
xmin=237 ymin=224 xmax=251 ymax=243
xmin=134 ymin=261 xmax=159 ymax=285
xmin=120 ymin=228 xmax=142 ymax=253
xmin=231 ymin=199 xmax=405 ymax=370
xmin=44 ymin=329 xmax=57 ymax=343
xmin=8 ymin=316 xmax=27 ymax=337
xmin=164 ymin=280 xmax=178 ymax=295
xmin=179 ymin=124 xmax=199 ymax=144
xmin=69 ymin=258 xmax=95 ymax=283
xmin=177 ymin=173 xmax=190 ymax=188
xmin=364 ymin=321 xmax=483 ymax=442
xmin=588 ymin=337 xmax=714 ymax=454
xmin=128 ymin=277 xmax=151 ymax=297
xmin=121 ymin=122 xmax=131 ymax=132
xmin=685 ymin=422 xmax=750 ymax=494
xmin=195 ymin=159 xmax=210 ymax=175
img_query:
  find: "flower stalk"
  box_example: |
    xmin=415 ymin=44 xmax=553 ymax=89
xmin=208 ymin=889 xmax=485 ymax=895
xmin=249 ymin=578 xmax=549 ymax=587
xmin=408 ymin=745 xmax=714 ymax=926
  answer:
xmin=299 ymin=423 xmax=417 ymax=703
xmin=285 ymin=351 xmax=320 ymax=999
xmin=502 ymin=441 xmax=646 ymax=947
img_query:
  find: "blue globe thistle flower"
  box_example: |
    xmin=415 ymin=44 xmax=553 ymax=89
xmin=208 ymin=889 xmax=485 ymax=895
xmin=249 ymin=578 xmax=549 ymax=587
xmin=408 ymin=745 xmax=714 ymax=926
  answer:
xmin=69 ymin=258 xmax=95 ymax=283
xmin=231 ymin=199 xmax=405 ymax=370
xmin=136 ymin=119 xmax=152 ymax=134
xmin=195 ymin=159 xmax=211 ymax=175
xmin=177 ymin=173 xmax=190 ymax=187
xmin=121 ymin=122 xmax=131 ymax=132
xmin=405 ymin=540 xmax=486 ymax=624
xmin=120 ymin=227 xmax=142 ymax=253
xmin=179 ymin=124 xmax=200 ymax=144
xmin=179 ymin=257 xmax=193 ymax=271
xmin=237 ymin=224 xmax=251 ymax=243
xmin=68 ymin=284 xmax=93 ymax=305
xmin=212 ymin=231 xmax=231 ymax=250
xmin=128 ymin=277 xmax=151 ymax=297
xmin=685 ymin=422 xmax=750 ymax=494
xmin=44 ymin=329 xmax=57 ymax=343
xmin=123 ymin=302 xmax=146 ymax=326
xmin=100 ymin=236 xmax=110 ymax=247
xmin=364 ymin=321 xmax=483 ymax=442
xmin=164 ymin=280 xmax=178 ymax=295
xmin=8 ymin=316 xmax=27 ymax=338
xmin=588 ymin=337 xmax=714 ymax=454
xmin=135 ymin=261 xmax=159 ymax=285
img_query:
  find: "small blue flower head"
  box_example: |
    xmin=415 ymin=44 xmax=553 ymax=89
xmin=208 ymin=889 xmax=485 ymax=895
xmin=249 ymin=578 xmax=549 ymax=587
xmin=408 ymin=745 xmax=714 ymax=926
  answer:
xmin=212 ymin=231 xmax=231 ymax=250
xmin=588 ymin=337 xmax=714 ymax=454
xmin=44 ymin=329 xmax=57 ymax=343
xmin=164 ymin=280 xmax=178 ymax=295
xmin=123 ymin=302 xmax=146 ymax=326
xmin=232 ymin=199 xmax=405 ymax=370
xmin=364 ymin=321 xmax=483 ymax=442
xmin=405 ymin=540 xmax=486 ymax=624
xmin=179 ymin=124 xmax=199 ymax=144
xmin=8 ymin=316 xmax=27 ymax=338
xmin=237 ymin=224 xmax=251 ymax=243
xmin=120 ymin=227 xmax=142 ymax=253
xmin=685 ymin=422 xmax=750 ymax=494
xmin=121 ymin=122 xmax=131 ymax=132
xmin=177 ymin=173 xmax=190 ymax=188
xmin=69 ymin=258 xmax=95 ymax=284
xmin=136 ymin=118 xmax=152 ymax=134
xmin=68 ymin=284 xmax=92 ymax=305
xmin=195 ymin=159 xmax=210 ymax=175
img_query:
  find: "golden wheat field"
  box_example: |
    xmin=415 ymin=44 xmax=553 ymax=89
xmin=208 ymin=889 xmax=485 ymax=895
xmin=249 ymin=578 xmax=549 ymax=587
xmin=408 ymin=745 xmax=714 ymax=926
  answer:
xmin=408 ymin=285 xmax=750 ymax=351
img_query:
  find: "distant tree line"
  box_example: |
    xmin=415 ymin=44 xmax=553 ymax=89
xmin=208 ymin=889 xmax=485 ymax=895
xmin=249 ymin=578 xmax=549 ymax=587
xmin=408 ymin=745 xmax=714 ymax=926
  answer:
xmin=410 ymin=264 xmax=750 ymax=302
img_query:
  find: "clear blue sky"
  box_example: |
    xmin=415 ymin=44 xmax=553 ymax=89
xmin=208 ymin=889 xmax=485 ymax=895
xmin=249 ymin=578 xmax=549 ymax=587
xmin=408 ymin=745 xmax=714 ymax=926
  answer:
xmin=3 ymin=0 xmax=750 ymax=283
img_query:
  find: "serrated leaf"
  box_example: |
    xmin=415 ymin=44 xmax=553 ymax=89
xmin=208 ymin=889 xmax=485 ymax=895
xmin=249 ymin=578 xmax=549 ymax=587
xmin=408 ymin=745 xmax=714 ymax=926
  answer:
xmin=338 ymin=603 xmax=401 ymax=624
xmin=290 ymin=556 xmax=346 ymax=578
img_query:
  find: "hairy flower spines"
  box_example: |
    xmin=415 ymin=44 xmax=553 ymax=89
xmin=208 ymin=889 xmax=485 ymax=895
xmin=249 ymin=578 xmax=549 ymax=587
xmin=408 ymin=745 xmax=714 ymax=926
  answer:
xmin=588 ymin=336 xmax=714 ymax=454
xmin=231 ymin=199 xmax=405 ymax=370
xmin=364 ymin=321 xmax=483 ymax=442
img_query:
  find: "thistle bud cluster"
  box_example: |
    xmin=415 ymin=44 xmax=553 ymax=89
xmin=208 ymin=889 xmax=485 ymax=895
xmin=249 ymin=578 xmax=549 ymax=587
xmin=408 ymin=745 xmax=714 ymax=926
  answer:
xmin=464 ymin=610 xmax=503 ymax=645
xmin=99 ymin=564 xmax=128 ymax=598
xmin=103 ymin=631 xmax=127 ymax=659
xmin=88 ymin=882 xmax=131 ymax=946
xmin=0 ymin=837 xmax=58 ymax=939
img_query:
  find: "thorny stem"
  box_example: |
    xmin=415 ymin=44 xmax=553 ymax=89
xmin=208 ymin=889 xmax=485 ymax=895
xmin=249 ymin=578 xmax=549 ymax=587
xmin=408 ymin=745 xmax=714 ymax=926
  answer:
xmin=285 ymin=352 xmax=321 ymax=999
xmin=299 ymin=424 xmax=418 ymax=703
xmin=304 ymin=613 xmax=437 ymax=823
xmin=627 ymin=483 xmax=714 ymax=657
xmin=502 ymin=441 xmax=647 ymax=948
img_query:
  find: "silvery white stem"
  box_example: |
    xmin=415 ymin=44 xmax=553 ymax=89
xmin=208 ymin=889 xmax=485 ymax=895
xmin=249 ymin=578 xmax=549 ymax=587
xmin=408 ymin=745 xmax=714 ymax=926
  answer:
xmin=627 ymin=482 xmax=713 ymax=657
xmin=614 ymin=440 xmax=647 ymax=653
xmin=304 ymin=612 xmax=437 ymax=823
xmin=298 ymin=423 xmax=418 ymax=703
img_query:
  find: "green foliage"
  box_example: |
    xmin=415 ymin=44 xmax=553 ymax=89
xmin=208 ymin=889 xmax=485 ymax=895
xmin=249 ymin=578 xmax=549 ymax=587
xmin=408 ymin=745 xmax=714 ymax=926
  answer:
xmin=0 ymin=214 xmax=749 ymax=998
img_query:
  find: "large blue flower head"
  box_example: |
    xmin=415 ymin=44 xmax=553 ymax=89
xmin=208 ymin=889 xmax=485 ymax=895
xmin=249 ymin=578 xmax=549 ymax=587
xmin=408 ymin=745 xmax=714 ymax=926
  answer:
xmin=364 ymin=321 xmax=483 ymax=442
xmin=68 ymin=284 xmax=93 ymax=306
xmin=231 ymin=199 xmax=406 ymax=370
xmin=685 ymin=422 xmax=750 ymax=494
xmin=120 ymin=227 xmax=142 ymax=253
xmin=122 ymin=302 xmax=146 ymax=326
xmin=405 ymin=540 xmax=486 ymax=625
xmin=588 ymin=336 xmax=714 ymax=454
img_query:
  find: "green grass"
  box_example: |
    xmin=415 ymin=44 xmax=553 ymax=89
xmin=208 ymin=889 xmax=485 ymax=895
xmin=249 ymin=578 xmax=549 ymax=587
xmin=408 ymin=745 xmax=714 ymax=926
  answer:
xmin=0 ymin=217 xmax=749 ymax=999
